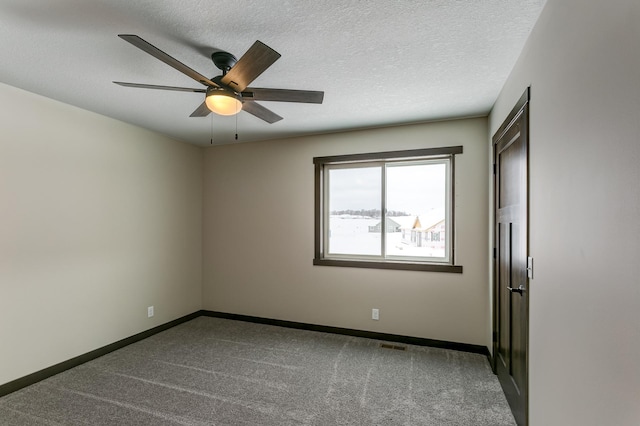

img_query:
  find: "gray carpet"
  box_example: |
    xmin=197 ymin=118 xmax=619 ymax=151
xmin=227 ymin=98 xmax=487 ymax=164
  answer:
xmin=0 ymin=317 xmax=516 ymax=425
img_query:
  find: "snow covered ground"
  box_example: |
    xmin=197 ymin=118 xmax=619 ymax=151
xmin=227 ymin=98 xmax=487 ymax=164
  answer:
xmin=328 ymin=216 xmax=445 ymax=258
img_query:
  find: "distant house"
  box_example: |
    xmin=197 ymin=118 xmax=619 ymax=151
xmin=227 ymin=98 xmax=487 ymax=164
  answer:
xmin=400 ymin=212 xmax=446 ymax=249
xmin=368 ymin=217 xmax=402 ymax=233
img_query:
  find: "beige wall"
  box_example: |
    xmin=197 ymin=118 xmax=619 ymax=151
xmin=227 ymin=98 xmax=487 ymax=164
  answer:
xmin=489 ymin=0 xmax=640 ymax=424
xmin=203 ymin=117 xmax=490 ymax=347
xmin=0 ymin=83 xmax=203 ymax=386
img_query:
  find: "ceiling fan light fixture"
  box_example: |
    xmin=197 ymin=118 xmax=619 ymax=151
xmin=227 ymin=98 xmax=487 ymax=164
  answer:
xmin=205 ymin=88 xmax=242 ymax=116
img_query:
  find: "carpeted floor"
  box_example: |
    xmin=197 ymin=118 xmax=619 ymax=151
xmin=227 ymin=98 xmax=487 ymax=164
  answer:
xmin=0 ymin=317 xmax=516 ymax=425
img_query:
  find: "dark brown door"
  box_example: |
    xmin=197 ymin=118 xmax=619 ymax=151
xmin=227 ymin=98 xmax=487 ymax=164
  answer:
xmin=493 ymin=89 xmax=529 ymax=426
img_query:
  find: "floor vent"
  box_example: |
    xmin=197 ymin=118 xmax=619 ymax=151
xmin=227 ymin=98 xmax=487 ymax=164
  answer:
xmin=380 ymin=343 xmax=407 ymax=351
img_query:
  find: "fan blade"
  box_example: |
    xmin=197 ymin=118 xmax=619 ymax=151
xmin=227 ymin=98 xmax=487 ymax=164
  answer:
xmin=241 ymin=101 xmax=283 ymax=124
xmin=189 ymin=101 xmax=211 ymax=117
xmin=242 ymin=88 xmax=324 ymax=104
xmin=221 ymin=41 xmax=281 ymax=92
xmin=114 ymin=81 xmax=206 ymax=93
xmin=118 ymin=34 xmax=218 ymax=87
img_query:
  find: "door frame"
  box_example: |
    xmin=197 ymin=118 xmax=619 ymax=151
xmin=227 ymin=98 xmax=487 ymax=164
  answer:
xmin=492 ymin=87 xmax=530 ymax=424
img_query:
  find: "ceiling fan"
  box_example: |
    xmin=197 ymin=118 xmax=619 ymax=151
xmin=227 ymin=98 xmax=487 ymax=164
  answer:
xmin=114 ymin=34 xmax=324 ymax=123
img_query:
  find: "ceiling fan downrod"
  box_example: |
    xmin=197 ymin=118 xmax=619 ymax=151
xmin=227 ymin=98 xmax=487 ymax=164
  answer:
xmin=211 ymin=51 xmax=238 ymax=76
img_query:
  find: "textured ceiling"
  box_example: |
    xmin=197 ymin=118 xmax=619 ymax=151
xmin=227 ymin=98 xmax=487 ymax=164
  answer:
xmin=0 ymin=0 xmax=545 ymax=146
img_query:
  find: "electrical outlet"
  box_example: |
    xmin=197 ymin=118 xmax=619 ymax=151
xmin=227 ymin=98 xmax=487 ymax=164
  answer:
xmin=147 ymin=306 xmax=154 ymax=318
xmin=372 ymin=308 xmax=379 ymax=320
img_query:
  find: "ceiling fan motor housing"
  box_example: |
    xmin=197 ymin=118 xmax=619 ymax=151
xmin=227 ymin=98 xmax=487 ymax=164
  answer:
xmin=206 ymin=85 xmax=242 ymax=101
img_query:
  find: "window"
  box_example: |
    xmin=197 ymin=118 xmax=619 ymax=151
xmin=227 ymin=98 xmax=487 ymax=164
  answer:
xmin=314 ymin=146 xmax=462 ymax=272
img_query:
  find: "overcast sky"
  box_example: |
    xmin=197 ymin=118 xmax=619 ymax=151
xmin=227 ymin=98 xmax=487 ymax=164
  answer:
xmin=328 ymin=162 xmax=446 ymax=214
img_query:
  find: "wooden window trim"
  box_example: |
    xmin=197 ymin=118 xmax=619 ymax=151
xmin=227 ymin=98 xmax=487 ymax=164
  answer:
xmin=314 ymin=146 xmax=464 ymax=273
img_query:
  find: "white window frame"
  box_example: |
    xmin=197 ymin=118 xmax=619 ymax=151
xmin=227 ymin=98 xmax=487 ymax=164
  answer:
xmin=313 ymin=146 xmax=463 ymax=273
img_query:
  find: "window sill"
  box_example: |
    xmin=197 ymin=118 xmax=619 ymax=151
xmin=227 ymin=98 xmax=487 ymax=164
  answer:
xmin=313 ymin=258 xmax=463 ymax=273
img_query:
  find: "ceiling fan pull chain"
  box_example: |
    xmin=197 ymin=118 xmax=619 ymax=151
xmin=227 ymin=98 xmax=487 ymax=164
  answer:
xmin=235 ymin=105 xmax=239 ymax=140
xmin=210 ymin=114 xmax=214 ymax=145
